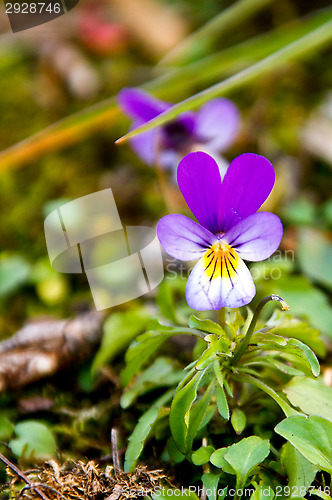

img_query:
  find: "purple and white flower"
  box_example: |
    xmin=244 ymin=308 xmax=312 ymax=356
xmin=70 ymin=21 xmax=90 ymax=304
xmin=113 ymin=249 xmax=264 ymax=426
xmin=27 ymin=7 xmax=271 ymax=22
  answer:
xmin=118 ymin=88 xmax=239 ymax=173
xmin=157 ymin=151 xmax=283 ymax=311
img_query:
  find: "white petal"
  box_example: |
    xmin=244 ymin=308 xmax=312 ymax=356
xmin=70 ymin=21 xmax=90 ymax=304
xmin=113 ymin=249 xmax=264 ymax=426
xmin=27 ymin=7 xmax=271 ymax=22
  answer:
xmin=185 ymin=254 xmax=255 ymax=311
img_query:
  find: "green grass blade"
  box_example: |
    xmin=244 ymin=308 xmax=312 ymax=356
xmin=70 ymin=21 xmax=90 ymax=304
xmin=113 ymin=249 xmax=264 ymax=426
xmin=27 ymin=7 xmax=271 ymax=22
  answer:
xmin=159 ymin=0 xmax=274 ymax=66
xmin=117 ymin=16 xmax=332 ymax=144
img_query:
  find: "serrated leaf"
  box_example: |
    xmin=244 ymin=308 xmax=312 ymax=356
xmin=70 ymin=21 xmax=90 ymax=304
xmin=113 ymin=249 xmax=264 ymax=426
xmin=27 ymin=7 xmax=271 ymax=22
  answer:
xmin=283 ymin=377 xmax=332 ymax=421
xmin=267 ymin=312 xmax=326 ymax=358
xmin=9 ymin=421 xmax=56 ymax=460
xmin=231 ymin=409 xmax=246 ymax=434
xmin=224 ymin=436 xmax=270 ymax=489
xmin=255 ymin=337 xmax=320 ymax=378
xmin=216 ymin=385 xmax=229 ymax=420
xmin=281 ymin=442 xmax=317 ymax=491
xmin=252 ymin=332 xmax=288 ymax=346
xmin=192 ymin=445 xmax=215 ymax=466
xmin=213 ymin=359 xmax=224 ymax=388
xmin=275 ymin=415 xmax=332 ymax=473
xmin=124 ymin=390 xmax=173 ymax=472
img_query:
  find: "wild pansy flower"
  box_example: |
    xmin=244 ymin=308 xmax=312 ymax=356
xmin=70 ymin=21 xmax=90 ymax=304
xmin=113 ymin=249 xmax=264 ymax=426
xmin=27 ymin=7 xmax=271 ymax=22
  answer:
xmin=157 ymin=152 xmax=283 ymax=311
xmin=118 ymin=88 xmax=239 ymax=173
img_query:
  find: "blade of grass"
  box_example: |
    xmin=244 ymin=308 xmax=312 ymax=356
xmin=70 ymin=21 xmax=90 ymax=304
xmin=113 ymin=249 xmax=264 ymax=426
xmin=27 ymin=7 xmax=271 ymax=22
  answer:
xmin=159 ymin=0 xmax=275 ymax=66
xmin=117 ymin=16 xmax=332 ymax=144
xmin=0 ymin=8 xmax=330 ymax=173
xmin=155 ymin=8 xmax=332 ymax=96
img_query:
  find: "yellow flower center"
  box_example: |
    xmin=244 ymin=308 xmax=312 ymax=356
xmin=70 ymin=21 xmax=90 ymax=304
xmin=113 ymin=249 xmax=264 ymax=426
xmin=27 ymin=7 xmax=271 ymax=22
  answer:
xmin=203 ymin=242 xmax=239 ymax=280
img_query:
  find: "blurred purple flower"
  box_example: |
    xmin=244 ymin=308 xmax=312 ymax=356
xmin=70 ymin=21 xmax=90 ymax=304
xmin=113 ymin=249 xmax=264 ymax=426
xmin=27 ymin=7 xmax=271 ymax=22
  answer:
xmin=157 ymin=152 xmax=283 ymax=311
xmin=118 ymin=88 xmax=240 ymax=172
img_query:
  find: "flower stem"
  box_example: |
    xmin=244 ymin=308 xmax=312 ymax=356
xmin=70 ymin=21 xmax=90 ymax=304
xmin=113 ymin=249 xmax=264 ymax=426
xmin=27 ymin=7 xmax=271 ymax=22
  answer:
xmin=218 ymin=307 xmax=226 ymax=329
xmin=230 ymin=295 xmax=289 ymax=366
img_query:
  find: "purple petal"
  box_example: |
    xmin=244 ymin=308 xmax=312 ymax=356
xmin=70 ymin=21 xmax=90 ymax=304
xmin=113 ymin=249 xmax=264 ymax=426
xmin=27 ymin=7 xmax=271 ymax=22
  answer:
xmin=118 ymin=88 xmax=170 ymax=122
xmin=157 ymin=214 xmax=215 ymax=261
xmin=186 ymin=255 xmax=255 ymax=311
xmin=223 ymin=212 xmax=283 ymax=262
xmin=219 ymin=153 xmax=276 ymax=231
xmin=177 ymin=152 xmax=223 ymax=233
xmin=195 ymin=98 xmax=240 ymax=152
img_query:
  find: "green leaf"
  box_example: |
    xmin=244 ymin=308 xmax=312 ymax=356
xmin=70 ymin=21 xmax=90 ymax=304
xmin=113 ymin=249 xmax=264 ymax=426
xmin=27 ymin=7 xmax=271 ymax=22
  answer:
xmin=0 ymin=416 xmax=14 ymax=440
xmin=267 ymin=357 xmax=305 ymax=376
xmin=9 ymin=421 xmax=56 ymax=460
xmin=275 ymin=415 xmax=332 ymax=473
xmin=213 ymin=359 xmax=224 ymax=388
xmin=124 ymin=390 xmax=173 ymax=472
xmin=0 ymin=254 xmax=30 ymax=298
xmin=189 ymin=316 xmax=228 ymax=339
xmin=231 ymin=409 xmax=246 ymax=434
xmin=252 ymin=332 xmax=288 ymax=346
xmin=298 ymin=228 xmax=332 ymax=291
xmin=283 ymin=377 xmax=332 ymax=421
xmin=192 ymin=445 xmax=215 ymax=466
xmin=254 ymin=337 xmax=320 ymax=378
xmin=286 ymin=339 xmax=320 ymax=378
xmin=242 ymin=374 xmax=302 ymax=417
xmin=202 ymin=472 xmax=222 ymax=500
xmin=223 ymin=436 xmax=270 ymax=489
xmin=121 ymin=320 xmax=201 ymax=386
xmin=92 ymin=308 xmax=150 ymax=374
xmin=170 ymin=371 xmax=205 ymax=454
xmin=281 ymin=442 xmax=317 ymax=491
xmin=210 ymin=447 xmax=235 ymax=474
xmin=216 ymin=385 xmax=229 ymax=420
xmin=186 ymin=381 xmax=216 ymax=453
xmin=121 ymin=357 xmax=183 ymax=408
xmin=168 ymin=437 xmax=185 ymax=464
xmin=309 ymin=489 xmax=332 ymax=500
xmin=118 ymin=17 xmax=332 ymax=142
xmin=196 ymin=351 xmax=216 ymax=371
xmin=267 ymin=312 xmax=326 ymax=358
